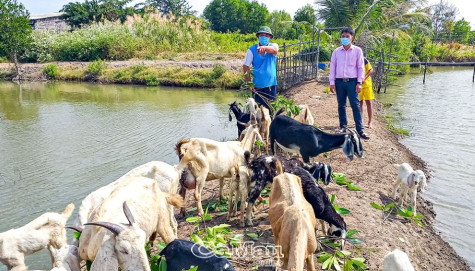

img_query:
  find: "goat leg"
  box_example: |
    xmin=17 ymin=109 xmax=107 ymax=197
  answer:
xmin=179 ymin=185 xmax=187 ymax=217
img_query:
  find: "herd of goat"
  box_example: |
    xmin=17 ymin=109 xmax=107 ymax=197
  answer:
xmin=0 ymin=98 xmax=427 ymax=271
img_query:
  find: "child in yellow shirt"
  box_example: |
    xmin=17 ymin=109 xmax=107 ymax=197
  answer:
xmin=359 ymin=58 xmax=374 ymax=128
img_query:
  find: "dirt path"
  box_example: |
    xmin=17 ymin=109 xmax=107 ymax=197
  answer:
xmin=173 ymin=80 xmax=470 ymax=270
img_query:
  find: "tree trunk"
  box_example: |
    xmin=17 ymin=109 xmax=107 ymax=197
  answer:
xmin=12 ymin=51 xmax=21 ymax=80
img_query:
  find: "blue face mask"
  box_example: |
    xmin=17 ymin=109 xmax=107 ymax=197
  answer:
xmin=341 ymin=37 xmax=351 ymax=46
xmin=259 ymin=36 xmax=270 ymax=46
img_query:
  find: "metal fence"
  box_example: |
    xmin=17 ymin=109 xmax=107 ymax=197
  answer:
xmin=432 ymin=30 xmax=475 ymax=45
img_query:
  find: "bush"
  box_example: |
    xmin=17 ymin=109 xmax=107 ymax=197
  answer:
xmin=42 ymin=64 xmax=58 ymax=79
xmin=211 ymin=64 xmax=226 ymax=79
xmin=86 ymin=60 xmax=106 ymax=77
xmin=144 ymin=74 xmax=159 ymax=86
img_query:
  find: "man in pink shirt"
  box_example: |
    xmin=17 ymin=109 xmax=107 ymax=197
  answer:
xmin=329 ymin=27 xmax=370 ymax=140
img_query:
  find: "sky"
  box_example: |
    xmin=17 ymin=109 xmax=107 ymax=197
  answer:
xmin=20 ymin=0 xmax=475 ymax=28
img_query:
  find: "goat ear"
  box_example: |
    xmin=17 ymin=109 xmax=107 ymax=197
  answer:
xmin=342 ymin=137 xmax=354 ymax=161
xmin=244 ymin=151 xmax=251 ymax=166
xmin=407 ymin=172 xmax=416 ymax=188
xmin=123 ymin=201 xmax=135 ymax=225
xmin=228 ymin=111 xmax=232 ymax=121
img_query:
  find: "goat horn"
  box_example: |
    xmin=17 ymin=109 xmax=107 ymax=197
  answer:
xmin=85 ymin=222 xmax=124 ymax=236
xmin=123 ymin=201 xmax=136 ymax=225
xmin=65 ymin=225 xmax=83 ymax=233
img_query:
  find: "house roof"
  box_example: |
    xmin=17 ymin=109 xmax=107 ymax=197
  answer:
xmin=30 ymin=12 xmax=64 ymax=20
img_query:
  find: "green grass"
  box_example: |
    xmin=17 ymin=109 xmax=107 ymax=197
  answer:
xmin=56 ymin=63 xmax=243 ymax=89
xmin=382 ymin=113 xmax=409 ymax=136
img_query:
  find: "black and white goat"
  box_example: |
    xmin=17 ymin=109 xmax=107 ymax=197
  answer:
xmin=228 ymin=101 xmax=251 ymax=138
xmin=244 ymin=153 xmax=333 ymax=226
xmin=288 ymin=166 xmax=347 ymax=247
xmin=159 ymin=239 xmax=235 ymax=271
xmin=269 ymin=109 xmax=363 ymax=162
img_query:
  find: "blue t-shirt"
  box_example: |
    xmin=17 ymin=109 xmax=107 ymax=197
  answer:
xmin=249 ymin=44 xmax=277 ymax=88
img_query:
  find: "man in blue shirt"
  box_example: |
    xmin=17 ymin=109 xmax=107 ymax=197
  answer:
xmin=243 ymin=26 xmax=279 ymax=109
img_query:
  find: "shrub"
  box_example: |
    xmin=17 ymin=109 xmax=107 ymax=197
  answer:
xmin=211 ymin=64 xmax=226 ymax=79
xmin=86 ymin=60 xmax=106 ymax=77
xmin=144 ymin=74 xmax=159 ymax=86
xmin=42 ymin=64 xmax=58 ymax=79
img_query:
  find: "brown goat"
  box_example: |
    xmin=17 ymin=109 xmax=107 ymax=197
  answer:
xmin=269 ymin=173 xmax=317 ymax=271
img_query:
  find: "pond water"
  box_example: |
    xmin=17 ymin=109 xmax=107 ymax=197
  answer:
xmin=377 ymin=67 xmax=475 ymax=269
xmin=0 ymin=82 xmax=239 ymax=270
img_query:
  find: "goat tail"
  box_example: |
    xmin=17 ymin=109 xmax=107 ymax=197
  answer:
xmin=61 ymin=203 xmax=75 ymax=220
xmin=273 ymin=107 xmax=285 ymax=118
xmin=288 ymin=220 xmax=307 ymax=271
xmin=165 ymin=193 xmax=185 ymax=208
xmin=175 ymin=138 xmax=191 ymax=160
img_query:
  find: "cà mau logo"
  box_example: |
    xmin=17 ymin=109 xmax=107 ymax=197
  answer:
xmin=191 ymin=241 xmax=283 ymax=261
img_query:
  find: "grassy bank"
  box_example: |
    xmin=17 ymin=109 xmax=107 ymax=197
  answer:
xmin=46 ymin=61 xmax=244 ymax=88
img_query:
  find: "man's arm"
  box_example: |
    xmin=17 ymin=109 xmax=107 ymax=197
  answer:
xmin=355 ymin=49 xmax=365 ymax=93
xmin=243 ymin=49 xmax=253 ymax=83
xmin=329 ymin=50 xmax=337 ymax=93
xmin=257 ymin=43 xmax=279 ymax=55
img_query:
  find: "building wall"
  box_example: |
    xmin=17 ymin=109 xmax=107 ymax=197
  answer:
xmin=31 ymin=17 xmax=69 ymax=33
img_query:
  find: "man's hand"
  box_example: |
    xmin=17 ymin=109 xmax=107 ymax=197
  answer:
xmin=356 ymin=83 xmax=362 ymax=93
xmin=330 ymin=85 xmax=336 ymax=93
xmin=257 ymin=46 xmax=267 ymax=54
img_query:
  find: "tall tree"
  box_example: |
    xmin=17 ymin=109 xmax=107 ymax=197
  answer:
xmin=0 ymin=0 xmax=32 ymax=77
xmin=452 ymin=18 xmax=471 ymax=43
xmin=136 ymin=0 xmax=194 ymax=16
xmin=204 ymin=0 xmax=268 ymax=34
xmin=430 ymin=0 xmax=458 ymax=35
xmin=60 ymin=0 xmax=135 ymax=28
xmin=294 ymin=4 xmax=316 ymax=25
xmin=268 ymin=10 xmax=292 ymax=38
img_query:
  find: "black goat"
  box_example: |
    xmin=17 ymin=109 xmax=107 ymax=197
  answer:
xmin=280 ymin=156 xmax=333 ymax=185
xmin=288 ymin=166 xmax=347 ymax=247
xmin=244 ymin=152 xmax=332 ymax=226
xmin=159 ymin=239 xmax=235 ymax=271
xmin=228 ymin=101 xmax=250 ymax=138
xmin=269 ymin=109 xmax=363 ymax=163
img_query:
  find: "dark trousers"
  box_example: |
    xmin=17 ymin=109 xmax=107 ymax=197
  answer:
xmin=253 ymin=85 xmax=277 ymax=110
xmin=335 ymin=79 xmax=364 ymax=133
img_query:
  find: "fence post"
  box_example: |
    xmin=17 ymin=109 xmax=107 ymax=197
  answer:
xmin=377 ymin=47 xmax=385 ymax=94
xmin=283 ymin=42 xmax=287 ymax=90
xmin=423 ymin=54 xmax=428 ymax=84
xmin=316 ymin=28 xmax=322 ymax=80
xmin=384 ymin=32 xmax=395 ymax=93
xmin=298 ymin=35 xmax=302 ymax=84
xmin=472 ymin=63 xmax=475 ymax=83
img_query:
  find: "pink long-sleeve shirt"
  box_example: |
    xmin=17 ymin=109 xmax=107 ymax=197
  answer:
xmin=329 ymin=44 xmax=365 ymax=85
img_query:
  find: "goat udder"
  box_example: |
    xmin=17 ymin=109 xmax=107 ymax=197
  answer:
xmin=180 ymin=168 xmax=197 ymax=189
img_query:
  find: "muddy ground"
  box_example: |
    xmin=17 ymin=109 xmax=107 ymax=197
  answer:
xmin=173 ymin=80 xmax=471 ymax=270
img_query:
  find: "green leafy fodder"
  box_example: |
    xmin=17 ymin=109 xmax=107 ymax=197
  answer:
xmin=332 ymin=173 xmax=361 ymax=191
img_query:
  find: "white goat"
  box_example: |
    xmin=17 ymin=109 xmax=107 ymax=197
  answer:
xmin=76 ymin=176 xmax=183 ymax=271
xmin=292 ymin=104 xmax=315 ymax=126
xmin=51 ymin=245 xmax=81 ymax=271
xmin=392 ymin=163 xmax=427 ymax=215
xmin=227 ymin=165 xmax=251 ymax=227
xmin=76 ymin=161 xmax=181 ymax=237
xmin=176 ymin=126 xmax=262 ymax=215
xmin=244 ymin=98 xmax=271 ymax=153
xmin=0 ymin=203 xmax=74 ymax=271
xmin=383 ymin=249 xmax=415 ymax=271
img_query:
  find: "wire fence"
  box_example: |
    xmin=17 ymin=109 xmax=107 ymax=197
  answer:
xmin=432 ymin=30 xmax=475 ymax=45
